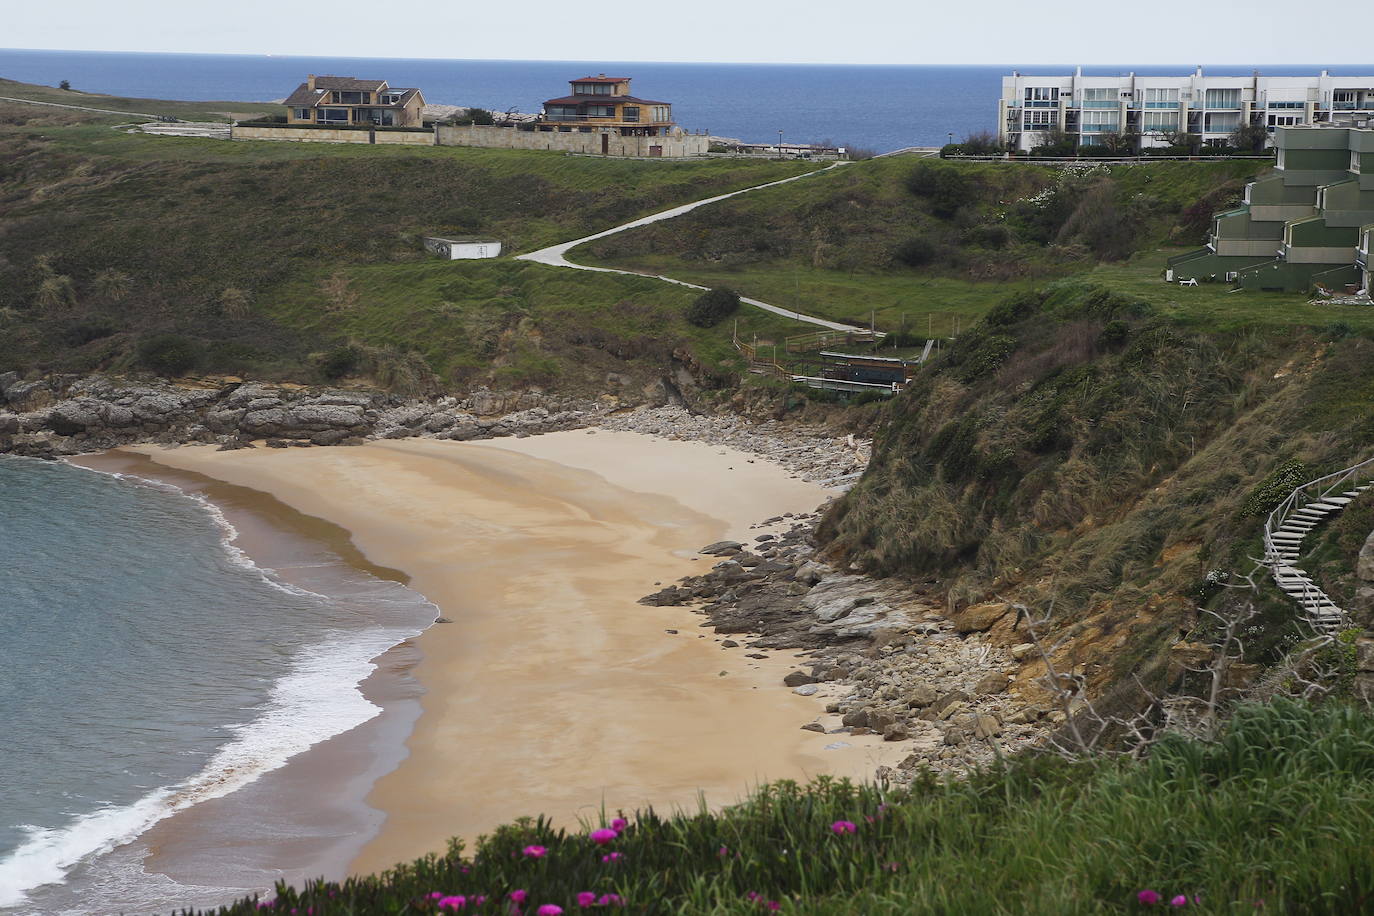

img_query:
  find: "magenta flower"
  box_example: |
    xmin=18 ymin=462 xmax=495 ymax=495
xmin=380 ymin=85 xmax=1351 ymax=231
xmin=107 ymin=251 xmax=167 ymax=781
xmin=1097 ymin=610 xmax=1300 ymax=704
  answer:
xmin=718 ymin=845 xmax=729 ymax=857
xmin=766 ymin=903 xmax=781 ymax=912
xmin=1138 ymin=890 xmax=1161 ymax=905
xmin=590 ymin=828 xmax=618 ymax=845
xmin=438 ymin=895 xmax=466 ymax=911
xmin=830 ymin=820 xmax=857 ymax=835
xmin=597 ymin=894 xmax=624 ymax=907
xmin=610 ymin=817 xmax=628 ymax=831
xmin=746 ymin=892 xmax=761 ymax=902
xmin=522 ymin=845 xmax=547 ymax=858
xmin=1171 ymin=896 xmax=1189 ymax=907
xmin=428 ymin=893 xmax=445 ymax=900
xmin=472 ymin=896 xmax=487 ymax=906
xmin=536 ymin=906 xmax=564 ymax=916
xmin=510 ymin=890 xmax=529 ymax=904
xmin=576 ymin=891 xmax=597 ymax=907
xmin=601 ymin=851 xmax=624 ymax=863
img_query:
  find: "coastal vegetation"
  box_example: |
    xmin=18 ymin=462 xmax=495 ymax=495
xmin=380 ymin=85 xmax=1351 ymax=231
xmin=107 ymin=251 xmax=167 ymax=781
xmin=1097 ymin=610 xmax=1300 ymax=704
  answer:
xmin=206 ymin=701 xmax=1374 ymax=914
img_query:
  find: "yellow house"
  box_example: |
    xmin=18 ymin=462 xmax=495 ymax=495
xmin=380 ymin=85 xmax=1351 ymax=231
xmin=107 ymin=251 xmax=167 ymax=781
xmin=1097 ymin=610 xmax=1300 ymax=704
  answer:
xmin=283 ymin=75 xmax=426 ymax=128
xmin=539 ymin=75 xmax=675 ymax=137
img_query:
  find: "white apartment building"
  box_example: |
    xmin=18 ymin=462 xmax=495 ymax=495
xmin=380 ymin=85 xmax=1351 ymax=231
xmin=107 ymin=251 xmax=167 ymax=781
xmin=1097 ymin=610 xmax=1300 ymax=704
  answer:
xmin=998 ymin=68 xmax=1374 ymax=153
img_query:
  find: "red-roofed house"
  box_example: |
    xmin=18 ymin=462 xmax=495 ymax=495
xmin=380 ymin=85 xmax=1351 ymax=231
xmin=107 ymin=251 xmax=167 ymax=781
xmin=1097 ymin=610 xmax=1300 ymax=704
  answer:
xmin=539 ymin=75 xmax=674 ymax=137
xmin=284 ymin=75 xmax=426 ymax=128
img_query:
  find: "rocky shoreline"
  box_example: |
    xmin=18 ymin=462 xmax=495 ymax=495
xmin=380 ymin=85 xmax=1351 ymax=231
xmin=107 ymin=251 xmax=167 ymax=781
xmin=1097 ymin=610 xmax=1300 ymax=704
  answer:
xmin=642 ymin=520 xmax=1055 ymax=780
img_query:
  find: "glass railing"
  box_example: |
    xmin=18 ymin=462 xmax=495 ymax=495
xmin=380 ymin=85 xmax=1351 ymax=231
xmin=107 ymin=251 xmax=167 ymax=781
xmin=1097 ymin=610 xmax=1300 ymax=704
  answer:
xmin=1023 ymin=100 xmax=1060 ymax=108
xmin=1144 ymin=102 xmax=1180 ymax=109
xmin=1204 ymin=103 xmax=1243 ymax=110
xmin=1080 ymin=124 xmax=1121 ymax=133
xmin=1081 ymin=100 xmax=1118 ymax=108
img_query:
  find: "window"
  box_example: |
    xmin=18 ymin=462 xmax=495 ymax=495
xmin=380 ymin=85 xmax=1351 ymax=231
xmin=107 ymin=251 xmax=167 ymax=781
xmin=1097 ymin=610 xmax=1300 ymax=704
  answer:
xmin=295 ymin=108 xmax=311 ymax=120
xmin=1022 ymin=110 xmax=1053 ymax=130
xmin=1268 ymin=100 xmax=1305 ymax=109
xmin=1204 ymin=111 xmax=1241 ymax=133
xmin=1141 ymin=111 xmax=1179 ymax=132
xmin=1024 ymin=87 xmax=1059 ymax=107
xmin=1143 ymin=88 xmax=1179 ymax=108
xmin=1334 ymin=90 xmax=1358 ymax=109
xmin=318 ymin=108 xmax=349 ymax=123
xmin=1081 ymin=88 xmax=1116 ymax=108
xmin=652 ymin=106 xmax=670 ymax=122
xmin=1081 ymin=110 xmax=1120 ymax=132
xmin=1268 ymin=114 xmax=1303 ymax=127
xmin=623 ymin=106 xmax=640 ymax=123
xmin=1204 ymin=88 xmax=1241 ymax=109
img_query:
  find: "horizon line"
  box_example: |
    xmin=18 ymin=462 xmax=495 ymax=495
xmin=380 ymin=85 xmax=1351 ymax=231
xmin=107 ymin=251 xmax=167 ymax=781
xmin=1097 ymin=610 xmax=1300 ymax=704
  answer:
xmin=0 ymin=46 xmax=1362 ymax=70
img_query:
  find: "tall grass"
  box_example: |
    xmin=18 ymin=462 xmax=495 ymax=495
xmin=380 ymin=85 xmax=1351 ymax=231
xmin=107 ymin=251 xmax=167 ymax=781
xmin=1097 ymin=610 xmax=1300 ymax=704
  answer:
xmin=200 ymin=701 xmax=1374 ymax=915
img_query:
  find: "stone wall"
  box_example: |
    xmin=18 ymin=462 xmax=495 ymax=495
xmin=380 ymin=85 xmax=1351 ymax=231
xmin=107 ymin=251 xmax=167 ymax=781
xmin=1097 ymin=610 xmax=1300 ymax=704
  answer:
xmin=435 ymin=125 xmax=709 ymax=158
xmin=231 ymin=125 xmax=436 ymax=146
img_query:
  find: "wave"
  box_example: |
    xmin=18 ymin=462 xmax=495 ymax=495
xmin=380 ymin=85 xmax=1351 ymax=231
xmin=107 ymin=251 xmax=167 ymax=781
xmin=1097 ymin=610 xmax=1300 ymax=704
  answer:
xmin=0 ymin=625 xmax=422 ymax=910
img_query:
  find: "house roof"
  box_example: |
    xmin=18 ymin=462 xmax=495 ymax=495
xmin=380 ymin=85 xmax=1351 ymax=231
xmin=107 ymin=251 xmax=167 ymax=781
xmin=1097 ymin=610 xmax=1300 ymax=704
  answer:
xmin=572 ymin=76 xmax=631 ymax=83
xmin=314 ymin=76 xmax=388 ymax=91
xmin=543 ymin=95 xmax=670 ymax=107
xmin=283 ymin=83 xmax=423 ymax=108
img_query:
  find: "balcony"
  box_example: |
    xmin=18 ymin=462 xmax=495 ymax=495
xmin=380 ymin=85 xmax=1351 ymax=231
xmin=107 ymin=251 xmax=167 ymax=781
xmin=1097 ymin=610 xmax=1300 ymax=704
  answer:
xmin=1081 ymin=100 xmax=1119 ymax=108
xmin=1144 ymin=101 xmax=1180 ymax=109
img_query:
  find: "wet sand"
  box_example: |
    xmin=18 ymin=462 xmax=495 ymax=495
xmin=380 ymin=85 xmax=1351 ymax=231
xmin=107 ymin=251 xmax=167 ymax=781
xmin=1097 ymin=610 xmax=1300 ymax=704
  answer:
xmin=126 ymin=431 xmax=907 ymax=878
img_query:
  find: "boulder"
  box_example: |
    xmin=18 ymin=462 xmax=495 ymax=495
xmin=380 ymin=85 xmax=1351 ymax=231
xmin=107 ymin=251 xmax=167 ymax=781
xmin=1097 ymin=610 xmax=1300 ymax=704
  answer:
xmin=800 ymin=722 xmax=826 ymax=733
xmin=882 ymin=723 xmax=908 ymax=741
xmin=793 ymin=684 xmax=820 ymax=696
xmin=1010 ymin=642 xmax=1037 ymax=661
xmin=794 ymin=561 xmax=826 ymax=586
xmin=3 ymin=380 xmax=55 ymax=412
xmin=783 ymin=670 xmax=818 ymax=688
xmin=1359 ymin=530 xmax=1374 ymax=581
xmin=841 ymin=708 xmax=870 ymax=728
xmin=973 ymin=714 xmax=1002 ymax=739
xmin=866 ymin=708 xmax=897 ymax=733
xmin=700 ymin=541 xmax=743 ymax=556
xmin=972 ymin=672 xmax=1010 ymax=696
xmin=949 ymin=602 xmax=1011 ymax=633
xmin=904 ymin=683 xmax=939 ymax=708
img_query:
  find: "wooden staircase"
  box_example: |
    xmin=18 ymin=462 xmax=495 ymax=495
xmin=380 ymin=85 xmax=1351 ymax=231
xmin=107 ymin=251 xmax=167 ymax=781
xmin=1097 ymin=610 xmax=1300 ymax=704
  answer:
xmin=1263 ymin=458 xmax=1374 ymax=633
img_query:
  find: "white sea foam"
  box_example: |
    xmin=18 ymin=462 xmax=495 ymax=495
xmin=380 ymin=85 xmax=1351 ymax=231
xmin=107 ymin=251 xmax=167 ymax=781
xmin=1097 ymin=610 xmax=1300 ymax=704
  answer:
xmin=0 ymin=625 xmax=421 ymax=910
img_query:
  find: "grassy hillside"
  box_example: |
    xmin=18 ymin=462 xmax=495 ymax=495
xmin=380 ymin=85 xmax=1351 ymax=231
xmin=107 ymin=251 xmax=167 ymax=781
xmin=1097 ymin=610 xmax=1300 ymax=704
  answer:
xmin=204 ymin=701 xmax=1374 ymax=915
xmin=577 ymin=156 xmax=1276 ymax=333
xmin=818 ymin=279 xmax=1374 ymax=691
xmin=0 ymin=82 xmax=810 ymax=390
xmin=0 ymin=76 xmax=281 ymax=121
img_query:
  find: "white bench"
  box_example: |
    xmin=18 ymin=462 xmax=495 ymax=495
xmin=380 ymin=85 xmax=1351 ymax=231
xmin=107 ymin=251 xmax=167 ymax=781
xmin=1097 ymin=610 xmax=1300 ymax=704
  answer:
xmin=1178 ymin=278 xmax=1199 ymax=287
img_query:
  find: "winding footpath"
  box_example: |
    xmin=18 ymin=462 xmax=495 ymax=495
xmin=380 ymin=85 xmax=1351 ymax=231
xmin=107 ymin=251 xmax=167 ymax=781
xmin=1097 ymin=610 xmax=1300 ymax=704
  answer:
xmin=516 ymin=162 xmax=867 ymax=332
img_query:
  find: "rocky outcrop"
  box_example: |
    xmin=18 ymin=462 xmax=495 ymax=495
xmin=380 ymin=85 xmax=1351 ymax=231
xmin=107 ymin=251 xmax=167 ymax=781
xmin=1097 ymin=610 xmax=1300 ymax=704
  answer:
xmin=639 ymin=514 xmax=1051 ymax=778
xmin=0 ymin=375 xmax=602 ymax=459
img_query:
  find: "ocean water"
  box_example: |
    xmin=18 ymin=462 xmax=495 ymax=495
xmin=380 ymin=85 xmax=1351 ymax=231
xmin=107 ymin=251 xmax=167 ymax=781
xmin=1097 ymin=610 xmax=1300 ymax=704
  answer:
xmin=0 ymin=456 xmax=435 ymax=914
xmin=0 ymin=49 xmax=1349 ymax=151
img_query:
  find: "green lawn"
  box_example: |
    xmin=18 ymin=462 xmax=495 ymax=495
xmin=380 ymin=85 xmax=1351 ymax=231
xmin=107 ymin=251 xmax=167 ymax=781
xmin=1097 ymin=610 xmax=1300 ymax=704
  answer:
xmin=0 ymin=76 xmax=281 ymax=122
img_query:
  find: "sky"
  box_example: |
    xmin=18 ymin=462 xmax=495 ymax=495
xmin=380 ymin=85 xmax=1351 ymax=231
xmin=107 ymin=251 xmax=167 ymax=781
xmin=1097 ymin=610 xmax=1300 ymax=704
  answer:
xmin=5 ymin=0 xmax=1372 ymax=66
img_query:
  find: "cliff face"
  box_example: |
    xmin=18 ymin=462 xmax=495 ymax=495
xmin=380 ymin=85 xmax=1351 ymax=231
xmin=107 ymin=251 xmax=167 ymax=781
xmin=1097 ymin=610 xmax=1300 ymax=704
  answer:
xmin=818 ymin=282 xmax=1374 ymax=698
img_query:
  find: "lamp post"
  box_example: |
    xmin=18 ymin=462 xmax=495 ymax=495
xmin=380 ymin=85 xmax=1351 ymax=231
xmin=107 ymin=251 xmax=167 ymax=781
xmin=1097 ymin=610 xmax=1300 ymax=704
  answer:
xmin=778 ymin=129 xmax=784 ymax=159
xmin=948 ymin=131 xmax=954 ymax=147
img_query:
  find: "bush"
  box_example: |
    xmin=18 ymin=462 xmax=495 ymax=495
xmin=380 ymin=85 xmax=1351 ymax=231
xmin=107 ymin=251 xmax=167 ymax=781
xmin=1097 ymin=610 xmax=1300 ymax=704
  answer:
xmin=686 ymin=288 xmax=740 ymax=328
xmin=318 ymin=345 xmax=361 ymax=380
xmin=452 ymin=108 xmax=496 ymax=126
xmin=892 ymin=235 xmax=938 ymax=268
xmin=137 ymin=334 xmax=201 ymax=377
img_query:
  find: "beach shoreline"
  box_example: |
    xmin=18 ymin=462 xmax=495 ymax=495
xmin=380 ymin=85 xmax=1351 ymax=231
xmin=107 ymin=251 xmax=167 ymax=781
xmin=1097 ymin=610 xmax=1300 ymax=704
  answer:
xmin=107 ymin=430 xmax=906 ymax=891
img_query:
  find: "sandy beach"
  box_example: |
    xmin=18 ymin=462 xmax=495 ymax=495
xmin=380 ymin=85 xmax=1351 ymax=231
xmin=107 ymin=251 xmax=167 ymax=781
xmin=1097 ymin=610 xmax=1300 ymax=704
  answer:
xmin=124 ymin=430 xmax=906 ymax=878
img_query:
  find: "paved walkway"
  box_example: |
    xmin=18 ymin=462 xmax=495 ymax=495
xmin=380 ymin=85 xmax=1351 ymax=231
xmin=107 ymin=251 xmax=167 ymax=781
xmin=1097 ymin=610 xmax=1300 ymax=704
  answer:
xmin=516 ymin=162 xmax=868 ymax=332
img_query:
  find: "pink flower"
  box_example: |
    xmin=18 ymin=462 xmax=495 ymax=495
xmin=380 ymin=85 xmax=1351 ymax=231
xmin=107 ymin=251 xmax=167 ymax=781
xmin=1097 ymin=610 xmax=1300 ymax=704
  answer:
xmin=766 ymin=903 xmax=781 ymax=912
xmin=590 ymin=828 xmax=618 ymax=845
xmin=537 ymin=906 xmax=564 ymax=916
xmin=577 ymin=892 xmax=597 ymax=908
xmin=438 ymin=895 xmax=467 ymax=911
xmin=718 ymin=845 xmax=729 ymax=857
xmin=601 ymin=851 xmax=623 ymax=862
xmin=610 ymin=817 xmax=628 ymax=831
xmin=472 ymin=896 xmax=487 ymax=906
xmin=1171 ymin=896 xmax=1189 ymax=907
xmin=746 ymin=892 xmax=761 ymax=902
xmin=428 ymin=893 xmax=446 ymax=900
xmin=830 ymin=820 xmax=857 ymax=835
xmin=597 ymin=894 xmax=624 ymax=907
xmin=1138 ymin=890 xmax=1161 ymax=905
xmin=522 ymin=845 xmax=547 ymax=858
xmin=510 ymin=890 xmax=529 ymax=904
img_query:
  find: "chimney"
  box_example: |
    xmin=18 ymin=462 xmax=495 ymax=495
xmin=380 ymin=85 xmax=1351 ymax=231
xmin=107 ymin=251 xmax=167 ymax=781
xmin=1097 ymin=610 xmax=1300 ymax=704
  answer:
xmin=307 ymin=74 xmax=316 ymax=90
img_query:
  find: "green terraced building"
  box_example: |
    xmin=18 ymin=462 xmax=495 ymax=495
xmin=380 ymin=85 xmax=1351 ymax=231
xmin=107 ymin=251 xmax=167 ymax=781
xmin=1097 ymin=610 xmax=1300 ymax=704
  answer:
xmin=1169 ymin=126 xmax=1374 ymax=292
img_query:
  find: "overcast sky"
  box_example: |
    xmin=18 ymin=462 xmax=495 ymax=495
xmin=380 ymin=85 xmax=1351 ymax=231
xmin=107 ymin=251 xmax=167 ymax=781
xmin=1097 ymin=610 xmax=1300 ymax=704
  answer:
xmin=5 ymin=0 xmax=1371 ymax=65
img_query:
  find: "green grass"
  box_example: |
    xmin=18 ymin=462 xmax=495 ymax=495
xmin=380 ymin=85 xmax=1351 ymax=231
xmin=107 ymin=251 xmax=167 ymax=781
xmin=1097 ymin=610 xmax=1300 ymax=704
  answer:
xmin=0 ymin=76 xmax=281 ymax=122
xmin=201 ymin=701 xmax=1374 ymax=915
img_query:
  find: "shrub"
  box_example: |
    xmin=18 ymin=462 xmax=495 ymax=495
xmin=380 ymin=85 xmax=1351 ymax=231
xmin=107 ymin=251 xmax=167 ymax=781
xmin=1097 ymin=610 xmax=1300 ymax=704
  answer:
xmin=686 ymin=288 xmax=740 ymax=328
xmin=59 ymin=80 xmax=70 ymax=91
xmin=318 ymin=345 xmax=361 ymax=380
xmin=452 ymin=108 xmax=496 ymax=126
xmin=1241 ymin=458 xmax=1309 ymax=517
xmin=891 ymin=235 xmax=937 ymax=268
xmin=137 ymin=334 xmax=200 ymax=377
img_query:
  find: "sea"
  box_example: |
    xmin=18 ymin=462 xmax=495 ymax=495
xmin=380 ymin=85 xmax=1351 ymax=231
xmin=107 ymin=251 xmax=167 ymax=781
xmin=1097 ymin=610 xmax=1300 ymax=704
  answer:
xmin=0 ymin=49 xmax=1354 ymax=151
xmin=0 ymin=455 xmax=436 ymax=914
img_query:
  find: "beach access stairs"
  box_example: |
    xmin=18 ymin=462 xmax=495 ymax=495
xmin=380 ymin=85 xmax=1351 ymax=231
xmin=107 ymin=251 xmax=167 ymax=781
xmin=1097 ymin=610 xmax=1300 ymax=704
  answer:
xmin=1262 ymin=455 xmax=1374 ymax=633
